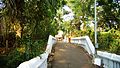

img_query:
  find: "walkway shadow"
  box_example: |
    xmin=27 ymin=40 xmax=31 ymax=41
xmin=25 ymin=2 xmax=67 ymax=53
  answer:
xmin=48 ymin=42 xmax=95 ymax=68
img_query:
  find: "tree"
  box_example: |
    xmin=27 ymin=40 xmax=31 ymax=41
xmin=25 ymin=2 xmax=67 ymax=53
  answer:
xmin=0 ymin=0 xmax=64 ymax=67
xmin=97 ymin=0 xmax=120 ymax=30
xmin=62 ymin=0 xmax=94 ymax=31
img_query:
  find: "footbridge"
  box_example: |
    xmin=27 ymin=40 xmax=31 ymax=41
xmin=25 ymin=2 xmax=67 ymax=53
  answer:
xmin=18 ymin=35 xmax=120 ymax=68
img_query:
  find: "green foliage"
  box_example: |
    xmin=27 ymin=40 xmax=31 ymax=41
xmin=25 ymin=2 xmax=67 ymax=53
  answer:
xmin=0 ymin=0 xmax=63 ymax=68
xmin=97 ymin=0 xmax=120 ymax=30
xmin=97 ymin=32 xmax=112 ymax=50
xmin=23 ymin=0 xmax=63 ymax=39
xmin=6 ymin=38 xmax=46 ymax=68
xmin=7 ymin=48 xmax=26 ymax=68
xmin=64 ymin=0 xmax=120 ymax=55
xmin=64 ymin=0 xmax=94 ymax=31
xmin=73 ymin=29 xmax=120 ymax=55
xmin=63 ymin=0 xmax=120 ymax=33
xmin=107 ymin=29 xmax=120 ymax=54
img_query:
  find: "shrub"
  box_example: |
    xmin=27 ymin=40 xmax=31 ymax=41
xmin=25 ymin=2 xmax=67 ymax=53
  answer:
xmin=6 ymin=35 xmax=46 ymax=68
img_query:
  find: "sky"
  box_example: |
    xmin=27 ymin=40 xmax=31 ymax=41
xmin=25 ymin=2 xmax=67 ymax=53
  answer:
xmin=0 ymin=0 xmax=5 ymax=9
xmin=62 ymin=5 xmax=74 ymax=21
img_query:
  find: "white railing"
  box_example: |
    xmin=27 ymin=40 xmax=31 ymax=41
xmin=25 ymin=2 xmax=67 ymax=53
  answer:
xmin=71 ymin=36 xmax=120 ymax=68
xmin=97 ymin=51 xmax=120 ymax=68
xmin=71 ymin=36 xmax=95 ymax=56
xmin=17 ymin=35 xmax=56 ymax=68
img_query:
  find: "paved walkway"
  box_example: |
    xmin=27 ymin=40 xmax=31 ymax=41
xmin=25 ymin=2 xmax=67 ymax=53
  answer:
xmin=52 ymin=42 xmax=95 ymax=68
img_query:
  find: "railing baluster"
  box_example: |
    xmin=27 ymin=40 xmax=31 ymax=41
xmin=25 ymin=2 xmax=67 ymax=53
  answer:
xmin=116 ymin=63 xmax=119 ymax=68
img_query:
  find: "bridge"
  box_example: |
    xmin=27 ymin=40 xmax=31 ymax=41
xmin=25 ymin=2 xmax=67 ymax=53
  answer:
xmin=17 ymin=35 xmax=120 ymax=68
xmin=50 ymin=42 xmax=94 ymax=68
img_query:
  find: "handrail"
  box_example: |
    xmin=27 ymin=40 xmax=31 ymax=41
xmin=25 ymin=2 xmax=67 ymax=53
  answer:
xmin=71 ymin=36 xmax=120 ymax=68
xmin=97 ymin=51 xmax=120 ymax=68
xmin=71 ymin=36 xmax=95 ymax=56
xmin=97 ymin=51 xmax=120 ymax=63
xmin=17 ymin=35 xmax=56 ymax=68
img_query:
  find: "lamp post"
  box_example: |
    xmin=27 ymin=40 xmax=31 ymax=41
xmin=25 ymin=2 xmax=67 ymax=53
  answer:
xmin=94 ymin=0 xmax=98 ymax=48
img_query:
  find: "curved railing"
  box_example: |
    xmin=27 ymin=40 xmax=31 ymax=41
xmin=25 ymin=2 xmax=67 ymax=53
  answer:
xmin=18 ymin=35 xmax=120 ymax=68
xmin=71 ymin=36 xmax=95 ymax=57
xmin=71 ymin=36 xmax=120 ymax=68
xmin=17 ymin=35 xmax=56 ymax=68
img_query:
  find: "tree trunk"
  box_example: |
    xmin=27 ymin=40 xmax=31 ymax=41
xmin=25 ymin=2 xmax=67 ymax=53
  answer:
xmin=5 ymin=40 xmax=8 ymax=52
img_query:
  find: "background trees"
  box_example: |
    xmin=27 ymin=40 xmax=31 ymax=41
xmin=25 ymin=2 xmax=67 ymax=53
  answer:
xmin=0 ymin=0 xmax=63 ymax=68
xmin=59 ymin=0 xmax=120 ymax=55
xmin=0 ymin=0 xmax=120 ymax=67
xmin=97 ymin=0 xmax=120 ymax=30
xmin=61 ymin=0 xmax=120 ymax=31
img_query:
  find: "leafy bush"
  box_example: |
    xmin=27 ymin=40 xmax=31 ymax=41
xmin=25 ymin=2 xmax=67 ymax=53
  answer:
xmin=6 ymin=49 xmax=26 ymax=68
xmin=6 ymin=35 xmax=47 ymax=68
xmin=97 ymin=32 xmax=112 ymax=50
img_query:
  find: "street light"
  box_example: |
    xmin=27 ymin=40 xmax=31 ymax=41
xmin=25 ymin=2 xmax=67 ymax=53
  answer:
xmin=94 ymin=0 xmax=98 ymax=48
